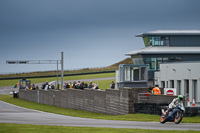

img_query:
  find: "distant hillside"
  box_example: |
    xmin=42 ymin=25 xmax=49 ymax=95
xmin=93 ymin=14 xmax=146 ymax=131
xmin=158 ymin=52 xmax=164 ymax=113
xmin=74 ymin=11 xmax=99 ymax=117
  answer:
xmin=108 ymin=58 xmax=133 ymax=68
xmin=0 ymin=58 xmax=133 ymax=78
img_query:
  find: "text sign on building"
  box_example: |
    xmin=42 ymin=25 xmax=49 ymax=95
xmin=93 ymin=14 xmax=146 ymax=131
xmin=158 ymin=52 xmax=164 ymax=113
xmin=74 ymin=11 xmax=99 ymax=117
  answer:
xmin=164 ymin=88 xmax=177 ymax=96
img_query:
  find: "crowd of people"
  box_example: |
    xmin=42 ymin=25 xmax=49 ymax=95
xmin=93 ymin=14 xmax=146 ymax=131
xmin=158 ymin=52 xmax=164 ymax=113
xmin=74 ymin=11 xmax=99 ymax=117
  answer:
xmin=41 ymin=82 xmax=56 ymax=90
xmin=63 ymin=81 xmax=100 ymax=90
xmin=25 ymin=81 xmax=116 ymax=90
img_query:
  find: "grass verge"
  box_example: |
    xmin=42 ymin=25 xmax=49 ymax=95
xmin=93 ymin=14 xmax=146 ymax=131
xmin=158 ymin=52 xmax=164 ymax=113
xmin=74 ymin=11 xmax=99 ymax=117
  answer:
xmin=0 ymin=123 xmax=199 ymax=133
xmin=0 ymin=95 xmax=200 ymax=123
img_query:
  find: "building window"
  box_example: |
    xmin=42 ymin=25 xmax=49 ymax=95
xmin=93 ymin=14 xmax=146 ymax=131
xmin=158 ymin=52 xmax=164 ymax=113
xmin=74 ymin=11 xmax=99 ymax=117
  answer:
xmin=141 ymin=67 xmax=147 ymax=80
xmin=144 ymin=57 xmax=182 ymax=71
xmin=120 ymin=65 xmax=148 ymax=82
xmin=168 ymin=57 xmax=182 ymax=62
xmin=177 ymin=80 xmax=181 ymax=95
xmin=125 ymin=67 xmax=131 ymax=81
xmin=144 ymin=58 xmax=156 ymax=71
xmin=170 ymin=80 xmax=174 ymax=88
xmin=133 ymin=67 xmax=140 ymax=81
xmin=149 ymin=36 xmax=170 ymax=46
xmin=192 ymin=80 xmax=197 ymax=102
xmin=161 ymin=81 xmax=165 ymax=88
xmin=166 ymin=81 xmax=168 ymax=88
xmin=184 ymin=79 xmax=189 ymax=94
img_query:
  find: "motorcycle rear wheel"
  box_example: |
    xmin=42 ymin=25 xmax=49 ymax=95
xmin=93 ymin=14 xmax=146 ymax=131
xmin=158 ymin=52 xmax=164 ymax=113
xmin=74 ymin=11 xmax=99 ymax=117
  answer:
xmin=174 ymin=113 xmax=183 ymax=124
xmin=160 ymin=114 xmax=166 ymax=124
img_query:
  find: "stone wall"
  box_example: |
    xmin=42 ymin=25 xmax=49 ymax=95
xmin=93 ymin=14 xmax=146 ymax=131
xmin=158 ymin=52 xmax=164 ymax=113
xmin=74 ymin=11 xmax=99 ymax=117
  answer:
xmin=19 ymin=87 xmax=148 ymax=115
xmin=149 ymin=94 xmax=178 ymax=104
xmin=134 ymin=103 xmax=200 ymax=116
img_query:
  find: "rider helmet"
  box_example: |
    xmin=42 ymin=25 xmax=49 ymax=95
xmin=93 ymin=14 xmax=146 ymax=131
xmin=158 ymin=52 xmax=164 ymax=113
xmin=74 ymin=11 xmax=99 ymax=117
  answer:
xmin=178 ymin=95 xmax=183 ymax=101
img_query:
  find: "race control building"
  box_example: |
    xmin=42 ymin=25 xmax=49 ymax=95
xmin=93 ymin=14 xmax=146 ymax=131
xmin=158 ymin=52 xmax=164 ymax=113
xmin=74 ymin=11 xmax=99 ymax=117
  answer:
xmin=125 ymin=30 xmax=200 ymax=104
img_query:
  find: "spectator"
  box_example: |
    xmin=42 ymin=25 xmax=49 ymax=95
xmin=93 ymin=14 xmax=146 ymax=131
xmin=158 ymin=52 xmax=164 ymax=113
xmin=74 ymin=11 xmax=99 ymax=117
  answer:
xmin=51 ymin=83 xmax=55 ymax=89
xmin=94 ymin=83 xmax=99 ymax=90
xmin=88 ymin=81 xmax=92 ymax=89
xmin=69 ymin=82 xmax=73 ymax=88
xmin=91 ymin=83 xmax=99 ymax=90
xmin=41 ymin=83 xmax=45 ymax=90
xmin=36 ymin=85 xmax=39 ymax=90
xmin=48 ymin=84 xmax=52 ymax=89
xmin=79 ymin=82 xmax=84 ymax=90
xmin=110 ymin=81 xmax=115 ymax=89
xmin=32 ymin=84 xmax=36 ymax=90
xmin=66 ymin=83 xmax=70 ymax=89
xmin=75 ymin=83 xmax=80 ymax=89
xmin=44 ymin=82 xmax=49 ymax=90
xmin=84 ymin=82 xmax=88 ymax=88
xmin=82 ymin=82 xmax=88 ymax=89
xmin=64 ymin=82 xmax=67 ymax=89
xmin=73 ymin=81 xmax=76 ymax=88
xmin=25 ymin=85 xmax=29 ymax=90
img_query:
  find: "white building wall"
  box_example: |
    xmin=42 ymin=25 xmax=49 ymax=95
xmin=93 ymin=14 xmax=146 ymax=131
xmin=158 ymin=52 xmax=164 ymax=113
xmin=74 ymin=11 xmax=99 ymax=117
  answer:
xmin=155 ymin=62 xmax=200 ymax=104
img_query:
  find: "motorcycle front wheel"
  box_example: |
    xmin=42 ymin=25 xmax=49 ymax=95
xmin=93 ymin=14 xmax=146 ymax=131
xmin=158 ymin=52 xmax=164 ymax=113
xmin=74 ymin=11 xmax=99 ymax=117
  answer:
xmin=160 ymin=114 xmax=166 ymax=124
xmin=174 ymin=112 xmax=183 ymax=124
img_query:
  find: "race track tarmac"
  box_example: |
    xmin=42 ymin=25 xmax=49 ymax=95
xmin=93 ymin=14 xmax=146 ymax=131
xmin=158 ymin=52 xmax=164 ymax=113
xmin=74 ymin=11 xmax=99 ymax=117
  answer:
xmin=0 ymin=101 xmax=200 ymax=131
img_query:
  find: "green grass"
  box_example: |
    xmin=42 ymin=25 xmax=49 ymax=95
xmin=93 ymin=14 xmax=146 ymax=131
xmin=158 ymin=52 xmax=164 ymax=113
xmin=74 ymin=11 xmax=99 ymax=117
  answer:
xmin=0 ymin=73 xmax=115 ymax=87
xmin=0 ymin=123 xmax=199 ymax=133
xmin=1 ymin=95 xmax=200 ymax=123
xmin=92 ymin=79 xmax=114 ymax=90
xmin=0 ymin=67 xmax=116 ymax=79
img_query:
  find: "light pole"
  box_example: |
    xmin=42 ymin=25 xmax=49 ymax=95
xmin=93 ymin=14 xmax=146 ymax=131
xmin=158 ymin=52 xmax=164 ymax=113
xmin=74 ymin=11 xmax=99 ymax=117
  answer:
xmin=6 ymin=52 xmax=64 ymax=89
xmin=61 ymin=52 xmax=64 ymax=89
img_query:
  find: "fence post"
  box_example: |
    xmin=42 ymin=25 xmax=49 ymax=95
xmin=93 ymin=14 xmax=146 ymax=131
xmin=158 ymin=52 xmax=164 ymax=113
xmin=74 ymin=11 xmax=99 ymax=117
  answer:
xmin=37 ymin=90 xmax=40 ymax=103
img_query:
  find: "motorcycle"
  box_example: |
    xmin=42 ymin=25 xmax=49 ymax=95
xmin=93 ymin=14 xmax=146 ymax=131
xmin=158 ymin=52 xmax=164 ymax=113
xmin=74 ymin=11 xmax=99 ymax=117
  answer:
xmin=160 ymin=103 xmax=185 ymax=124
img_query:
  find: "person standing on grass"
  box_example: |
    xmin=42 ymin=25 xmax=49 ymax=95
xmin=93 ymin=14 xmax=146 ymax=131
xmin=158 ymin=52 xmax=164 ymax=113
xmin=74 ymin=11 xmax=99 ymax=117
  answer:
xmin=110 ymin=81 xmax=115 ymax=89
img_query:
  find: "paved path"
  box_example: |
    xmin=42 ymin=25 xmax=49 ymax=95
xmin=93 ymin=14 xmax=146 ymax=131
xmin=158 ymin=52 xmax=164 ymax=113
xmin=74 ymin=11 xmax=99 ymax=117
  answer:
xmin=0 ymin=101 xmax=200 ymax=131
xmin=0 ymin=77 xmax=115 ymax=95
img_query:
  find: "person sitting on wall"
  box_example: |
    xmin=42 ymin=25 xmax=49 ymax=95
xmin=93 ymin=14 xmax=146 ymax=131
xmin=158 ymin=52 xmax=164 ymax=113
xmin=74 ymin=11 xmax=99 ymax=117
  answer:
xmin=66 ymin=83 xmax=70 ymax=89
xmin=51 ymin=83 xmax=55 ymax=89
xmin=151 ymin=85 xmax=161 ymax=95
xmin=88 ymin=81 xmax=92 ymax=89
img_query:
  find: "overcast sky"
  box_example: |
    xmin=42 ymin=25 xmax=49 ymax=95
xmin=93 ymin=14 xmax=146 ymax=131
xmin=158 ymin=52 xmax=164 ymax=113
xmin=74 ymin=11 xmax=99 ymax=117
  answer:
xmin=0 ymin=0 xmax=200 ymax=74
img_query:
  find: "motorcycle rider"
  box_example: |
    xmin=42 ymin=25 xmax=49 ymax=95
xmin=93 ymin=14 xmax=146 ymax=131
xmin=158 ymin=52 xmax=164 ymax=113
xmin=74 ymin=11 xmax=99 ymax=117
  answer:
xmin=162 ymin=95 xmax=184 ymax=116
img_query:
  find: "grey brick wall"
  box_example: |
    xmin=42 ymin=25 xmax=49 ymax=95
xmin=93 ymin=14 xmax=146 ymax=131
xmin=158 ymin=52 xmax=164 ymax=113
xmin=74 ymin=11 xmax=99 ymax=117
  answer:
xmin=60 ymin=90 xmax=68 ymax=108
xmin=93 ymin=90 xmax=106 ymax=114
xmin=149 ymin=94 xmax=178 ymax=104
xmin=84 ymin=89 xmax=94 ymax=112
xmin=19 ymin=87 xmax=148 ymax=115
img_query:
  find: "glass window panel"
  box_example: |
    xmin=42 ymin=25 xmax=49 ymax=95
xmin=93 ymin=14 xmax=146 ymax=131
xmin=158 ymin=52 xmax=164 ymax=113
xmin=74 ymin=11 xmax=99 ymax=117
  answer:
xmin=125 ymin=67 xmax=130 ymax=81
xmin=149 ymin=36 xmax=170 ymax=46
xmin=161 ymin=81 xmax=165 ymax=88
xmin=140 ymin=67 xmax=146 ymax=80
xmin=163 ymin=57 xmax=168 ymax=62
xmin=133 ymin=67 xmax=139 ymax=81
xmin=144 ymin=58 xmax=156 ymax=71
xmin=154 ymin=37 xmax=160 ymax=45
xmin=130 ymin=67 xmax=134 ymax=81
xmin=120 ymin=67 xmax=123 ymax=82
xmin=157 ymin=58 xmax=162 ymax=70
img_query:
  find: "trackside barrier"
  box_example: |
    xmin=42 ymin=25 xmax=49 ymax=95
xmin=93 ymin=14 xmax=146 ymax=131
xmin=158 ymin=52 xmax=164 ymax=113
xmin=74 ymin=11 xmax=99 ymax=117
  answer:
xmin=134 ymin=103 xmax=200 ymax=116
xmin=18 ymin=87 xmax=148 ymax=115
xmin=138 ymin=93 xmax=149 ymax=103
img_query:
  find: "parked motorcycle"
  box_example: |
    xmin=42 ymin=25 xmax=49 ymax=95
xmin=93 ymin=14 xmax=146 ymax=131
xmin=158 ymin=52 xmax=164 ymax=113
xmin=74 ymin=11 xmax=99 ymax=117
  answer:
xmin=160 ymin=103 xmax=185 ymax=124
